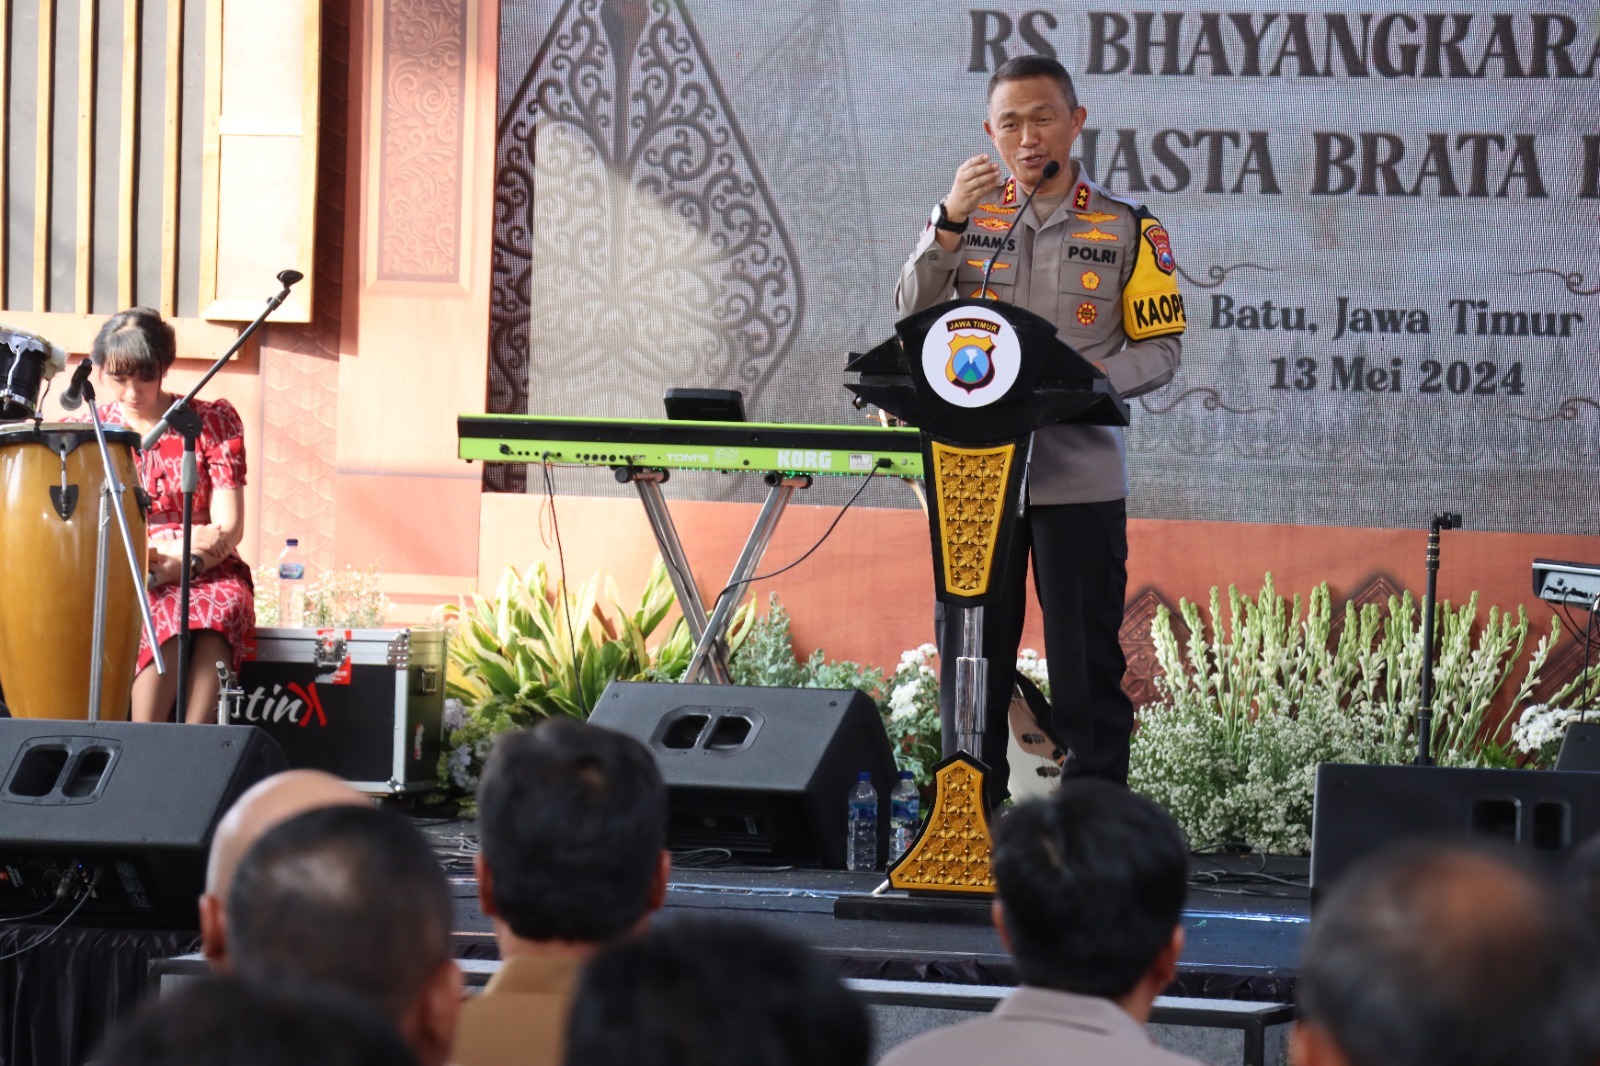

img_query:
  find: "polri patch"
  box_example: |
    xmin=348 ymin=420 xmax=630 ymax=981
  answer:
xmin=1144 ymin=224 xmax=1177 ymax=273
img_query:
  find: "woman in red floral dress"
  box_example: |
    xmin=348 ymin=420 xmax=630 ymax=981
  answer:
xmin=89 ymin=308 xmax=253 ymax=723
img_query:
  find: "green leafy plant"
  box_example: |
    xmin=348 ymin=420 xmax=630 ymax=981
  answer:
xmin=1129 ymin=575 xmax=1569 ymax=854
xmin=729 ymin=597 xmax=886 ymax=696
xmin=440 ymin=558 xmax=748 ymax=793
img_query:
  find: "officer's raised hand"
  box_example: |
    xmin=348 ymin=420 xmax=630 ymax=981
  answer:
xmin=935 ymin=154 xmax=1003 ymax=249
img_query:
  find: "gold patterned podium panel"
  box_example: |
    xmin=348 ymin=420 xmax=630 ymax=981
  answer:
xmin=928 ymin=441 xmax=1015 ymax=599
xmin=886 ymin=757 xmax=995 ymax=895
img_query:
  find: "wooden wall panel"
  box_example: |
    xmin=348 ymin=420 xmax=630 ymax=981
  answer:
xmin=198 ymin=0 xmax=319 ymax=322
xmin=333 ymin=0 xmax=493 ymax=586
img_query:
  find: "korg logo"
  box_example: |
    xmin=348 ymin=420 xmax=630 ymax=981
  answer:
xmin=776 ymin=449 xmax=831 ymax=470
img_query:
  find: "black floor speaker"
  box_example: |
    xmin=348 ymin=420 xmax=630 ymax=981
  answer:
xmin=0 ymin=721 xmax=287 ymax=928
xmin=589 ymin=682 xmax=898 ymax=869
xmin=1311 ymin=762 xmax=1600 ymax=898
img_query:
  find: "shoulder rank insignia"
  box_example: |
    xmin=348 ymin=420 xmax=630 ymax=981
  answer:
xmin=1073 ymin=183 xmax=1090 ymax=210
xmin=1002 ymin=177 xmax=1017 ymax=206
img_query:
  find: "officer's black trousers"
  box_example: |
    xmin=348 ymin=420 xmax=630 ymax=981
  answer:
xmin=936 ymin=498 xmax=1133 ymax=809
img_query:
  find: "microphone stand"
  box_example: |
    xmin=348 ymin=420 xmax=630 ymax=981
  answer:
xmin=142 ymin=269 xmax=302 ymax=722
xmin=945 ymin=162 xmax=1060 ymax=778
xmin=77 ymin=382 xmax=166 ymax=718
xmin=979 ymin=159 xmax=1060 ymax=299
xmin=1415 ymin=511 xmax=1463 ymax=766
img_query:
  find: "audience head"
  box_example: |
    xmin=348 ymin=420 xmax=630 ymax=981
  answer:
xmin=90 ymin=307 xmax=177 ymax=382
xmin=226 ymin=805 xmax=461 ymax=1066
xmin=1294 ymin=842 xmax=1600 ymax=1066
xmin=94 ymin=976 xmax=417 ymax=1066
xmin=200 ymin=769 xmax=368 ymax=971
xmin=991 ymin=780 xmax=1188 ymax=1007
xmin=475 ymin=719 xmax=669 ymax=947
xmin=563 ymin=916 xmax=870 ymax=1066
xmin=1564 ymin=829 xmax=1600 ymax=929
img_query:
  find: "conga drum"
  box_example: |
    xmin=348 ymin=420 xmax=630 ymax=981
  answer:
xmin=0 ymin=327 xmax=67 ymax=420
xmin=0 ymin=423 xmax=146 ymax=719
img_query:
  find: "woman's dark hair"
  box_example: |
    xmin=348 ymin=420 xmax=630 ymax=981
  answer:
xmin=91 ymin=307 xmax=177 ymax=381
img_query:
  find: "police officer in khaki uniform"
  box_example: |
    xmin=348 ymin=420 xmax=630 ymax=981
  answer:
xmin=896 ymin=55 xmax=1185 ymax=798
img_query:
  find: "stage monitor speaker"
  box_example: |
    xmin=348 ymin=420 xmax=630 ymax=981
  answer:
xmin=0 ymin=721 xmax=287 ymax=928
xmin=589 ymin=682 xmax=897 ymax=869
xmin=1311 ymin=762 xmax=1600 ymax=898
xmin=1556 ymin=722 xmax=1600 ymax=771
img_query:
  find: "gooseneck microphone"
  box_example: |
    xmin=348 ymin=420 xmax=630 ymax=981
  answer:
xmin=979 ymin=159 xmax=1061 ymax=300
xmin=58 ymin=359 xmax=95 ymax=412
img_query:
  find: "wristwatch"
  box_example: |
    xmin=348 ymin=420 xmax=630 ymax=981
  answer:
xmin=931 ymin=201 xmax=968 ymax=234
xmin=189 ymin=554 xmax=205 ymax=580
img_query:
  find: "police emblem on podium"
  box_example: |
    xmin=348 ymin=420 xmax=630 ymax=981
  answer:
xmin=844 ymin=298 xmax=1127 ymax=901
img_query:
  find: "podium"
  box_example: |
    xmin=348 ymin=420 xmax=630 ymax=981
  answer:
xmin=845 ymin=298 xmax=1127 ymax=897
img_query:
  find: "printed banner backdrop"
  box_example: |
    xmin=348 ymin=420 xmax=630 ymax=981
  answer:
xmin=490 ymin=1 xmax=1600 ymax=534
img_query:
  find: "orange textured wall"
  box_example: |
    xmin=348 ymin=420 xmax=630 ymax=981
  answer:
xmin=478 ymin=491 xmax=1600 ymax=673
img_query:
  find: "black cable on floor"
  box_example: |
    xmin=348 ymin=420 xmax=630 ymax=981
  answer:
xmin=0 ymin=868 xmax=103 ymax=963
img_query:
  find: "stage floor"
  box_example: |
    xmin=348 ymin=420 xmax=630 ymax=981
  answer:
xmin=428 ymin=820 xmax=1307 ymax=1002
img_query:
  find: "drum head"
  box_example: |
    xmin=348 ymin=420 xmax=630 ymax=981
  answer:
xmin=0 ymin=421 xmax=141 ymax=452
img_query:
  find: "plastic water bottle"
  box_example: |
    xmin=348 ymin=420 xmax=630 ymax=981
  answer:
xmin=846 ymin=772 xmax=878 ymax=872
xmin=276 ymin=538 xmax=307 ymax=628
xmin=889 ymin=771 xmax=920 ymax=861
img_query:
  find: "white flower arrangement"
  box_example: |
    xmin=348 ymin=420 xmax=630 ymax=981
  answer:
xmin=1129 ymin=575 xmax=1581 ymax=855
xmin=881 ymin=645 xmax=1055 ymax=787
xmin=885 ymin=644 xmax=941 ymax=784
xmin=1512 ymin=703 xmax=1599 ymax=767
xmin=1015 ymin=648 xmax=1050 ymax=695
xmin=254 ymin=563 xmax=390 ymax=629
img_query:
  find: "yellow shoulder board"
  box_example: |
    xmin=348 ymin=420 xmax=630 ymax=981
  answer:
xmin=1122 ymin=214 xmax=1186 ymax=341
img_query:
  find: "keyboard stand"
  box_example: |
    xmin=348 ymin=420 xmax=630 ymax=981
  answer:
xmin=615 ymin=467 xmax=813 ymax=684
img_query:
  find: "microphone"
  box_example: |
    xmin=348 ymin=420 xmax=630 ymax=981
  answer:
xmin=276 ymin=269 xmax=304 ymax=288
xmin=980 ymin=160 xmax=1061 ymax=300
xmin=58 ymin=360 xmax=95 ymax=412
